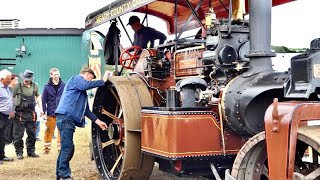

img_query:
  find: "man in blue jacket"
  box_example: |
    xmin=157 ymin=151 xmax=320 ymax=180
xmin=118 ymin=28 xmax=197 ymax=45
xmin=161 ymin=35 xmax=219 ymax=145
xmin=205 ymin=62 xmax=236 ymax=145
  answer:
xmin=42 ymin=68 xmax=65 ymax=154
xmin=55 ymin=67 xmax=110 ymax=180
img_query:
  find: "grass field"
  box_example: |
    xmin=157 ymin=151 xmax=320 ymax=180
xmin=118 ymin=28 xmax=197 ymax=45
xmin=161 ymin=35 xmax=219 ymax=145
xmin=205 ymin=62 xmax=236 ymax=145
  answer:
xmin=0 ymin=121 xmax=100 ymax=180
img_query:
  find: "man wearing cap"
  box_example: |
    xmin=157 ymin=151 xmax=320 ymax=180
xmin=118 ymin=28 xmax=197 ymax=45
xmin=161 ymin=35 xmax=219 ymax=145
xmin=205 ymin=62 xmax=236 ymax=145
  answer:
xmin=0 ymin=69 xmax=15 ymax=164
xmin=55 ymin=67 xmax=111 ymax=180
xmin=127 ymin=15 xmax=167 ymax=49
xmin=12 ymin=70 xmax=43 ymax=159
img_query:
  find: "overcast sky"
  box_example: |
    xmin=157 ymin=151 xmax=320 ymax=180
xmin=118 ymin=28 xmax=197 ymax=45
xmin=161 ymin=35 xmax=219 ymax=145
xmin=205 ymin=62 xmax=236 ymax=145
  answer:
xmin=0 ymin=0 xmax=319 ymax=48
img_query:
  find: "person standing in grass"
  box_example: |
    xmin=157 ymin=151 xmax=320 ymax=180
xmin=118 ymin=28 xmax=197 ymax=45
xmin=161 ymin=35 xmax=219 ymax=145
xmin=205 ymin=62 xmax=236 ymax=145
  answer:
xmin=4 ymin=74 xmax=19 ymax=145
xmin=42 ymin=68 xmax=65 ymax=154
xmin=12 ymin=70 xmax=43 ymax=159
xmin=0 ymin=69 xmax=15 ymax=164
xmin=55 ymin=67 xmax=110 ymax=180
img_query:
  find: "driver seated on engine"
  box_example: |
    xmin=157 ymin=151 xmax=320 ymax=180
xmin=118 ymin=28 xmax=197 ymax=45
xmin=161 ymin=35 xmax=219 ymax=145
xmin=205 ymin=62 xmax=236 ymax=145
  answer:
xmin=127 ymin=15 xmax=167 ymax=49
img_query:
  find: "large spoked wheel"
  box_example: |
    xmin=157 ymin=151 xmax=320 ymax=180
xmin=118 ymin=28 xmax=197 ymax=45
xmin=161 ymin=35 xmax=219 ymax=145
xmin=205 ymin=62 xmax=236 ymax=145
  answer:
xmin=92 ymin=76 xmax=154 ymax=180
xmin=231 ymin=126 xmax=320 ymax=180
xmin=119 ymin=46 xmax=143 ymax=69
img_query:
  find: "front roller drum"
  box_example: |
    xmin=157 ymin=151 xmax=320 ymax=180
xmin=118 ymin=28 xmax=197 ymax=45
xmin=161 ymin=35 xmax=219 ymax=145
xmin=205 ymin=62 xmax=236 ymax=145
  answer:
xmin=91 ymin=76 xmax=155 ymax=179
xmin=231 ymin=126 xmax=320 ymax=180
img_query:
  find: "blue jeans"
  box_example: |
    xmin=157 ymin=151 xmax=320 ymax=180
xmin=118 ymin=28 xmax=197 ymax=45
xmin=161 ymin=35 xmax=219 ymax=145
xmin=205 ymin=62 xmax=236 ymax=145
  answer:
xmin=56 ymin=114 xmax=75 ymax=178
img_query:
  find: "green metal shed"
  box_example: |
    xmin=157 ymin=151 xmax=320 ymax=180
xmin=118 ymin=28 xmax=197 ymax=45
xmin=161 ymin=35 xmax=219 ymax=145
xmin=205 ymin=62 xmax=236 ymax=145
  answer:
xmin=0 ymin=28 xmax=101 ymax=93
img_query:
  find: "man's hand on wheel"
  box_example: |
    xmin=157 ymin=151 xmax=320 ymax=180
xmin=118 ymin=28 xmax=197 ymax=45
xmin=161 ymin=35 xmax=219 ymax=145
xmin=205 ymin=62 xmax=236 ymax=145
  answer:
xmin=95 ymin=119 xmax=108 ymax=131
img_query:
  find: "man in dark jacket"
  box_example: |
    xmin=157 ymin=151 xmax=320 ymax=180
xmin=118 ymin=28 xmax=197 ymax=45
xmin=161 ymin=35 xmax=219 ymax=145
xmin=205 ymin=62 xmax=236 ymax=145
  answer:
xmin=42 ymin=68 xmax=65 ymax=154
xmin=55 ymin=67 xmax=110 ymax=180
xmin=127 ymin=15 xmax=167 ymax=48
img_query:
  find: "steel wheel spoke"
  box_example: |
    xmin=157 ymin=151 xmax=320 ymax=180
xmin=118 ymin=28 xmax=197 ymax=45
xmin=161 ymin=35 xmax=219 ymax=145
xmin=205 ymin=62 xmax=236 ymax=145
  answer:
xmin=115 ymin=104 xmax=119 ymax=117
xmin=101 ymin=108 xmax=116 ymax=119
xmin=101 ymin=140 xmax=114 ymax=148
xmin=110 ymin=89 xmax=121 ymax=105
xmin=119 ymin=146 xmax=124 ymax=154
xmin=262 ymin=165 xmax=269 ymax=178
xmin=118 ymin=108 xmax=123 ymax=118
xmin=305 ymin=167 xmax=320 ymax=179
xmin=312 ymin=148 xmax=319 ymax=163
xmin=110 ymin=154 xmax=122 ymax=176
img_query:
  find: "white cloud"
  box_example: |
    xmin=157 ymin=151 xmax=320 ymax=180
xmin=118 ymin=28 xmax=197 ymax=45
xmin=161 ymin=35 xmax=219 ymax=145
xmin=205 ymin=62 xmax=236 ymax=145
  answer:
xmin=0 ymin=0 xmax=110 ymax=28
xmin=271 ymin=0 xmax=320 ymax=48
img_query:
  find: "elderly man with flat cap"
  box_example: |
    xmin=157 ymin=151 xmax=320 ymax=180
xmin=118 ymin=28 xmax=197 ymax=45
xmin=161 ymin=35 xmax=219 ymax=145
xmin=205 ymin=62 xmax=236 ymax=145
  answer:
xmin=12 ymin=70 xmax=43 ymax=159
xmin=127 ymin=15 xmax=167 ymax=49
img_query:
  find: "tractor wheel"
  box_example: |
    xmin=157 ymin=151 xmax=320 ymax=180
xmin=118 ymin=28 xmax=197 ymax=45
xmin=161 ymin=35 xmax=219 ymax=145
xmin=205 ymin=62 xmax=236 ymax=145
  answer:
xmin=91 ymin=76 xmax=155 ymax=180
xmin=231 ymin=126 xmax=320 ymax=180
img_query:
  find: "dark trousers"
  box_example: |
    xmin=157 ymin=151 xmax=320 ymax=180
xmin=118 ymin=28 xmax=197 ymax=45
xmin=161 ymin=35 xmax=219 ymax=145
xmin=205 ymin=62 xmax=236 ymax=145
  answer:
xmin=13 ymin=111 xmax=36 ymax=155
xmin=56 ymin=114 xmax=75 ymax=178
xmin=4 ymin=119 xmax=13 ymax=144
xmin=0 ymin=112 xmax=9 ymax=159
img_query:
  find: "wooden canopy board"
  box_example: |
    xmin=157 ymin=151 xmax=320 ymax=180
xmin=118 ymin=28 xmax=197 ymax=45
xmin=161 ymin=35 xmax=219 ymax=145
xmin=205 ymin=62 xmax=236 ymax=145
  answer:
xmin=85 ymin=0 xmax=294 ymax=34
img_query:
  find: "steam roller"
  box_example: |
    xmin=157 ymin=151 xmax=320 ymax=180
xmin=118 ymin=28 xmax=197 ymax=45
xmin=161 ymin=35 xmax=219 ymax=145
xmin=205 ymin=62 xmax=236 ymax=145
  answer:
xmin=91 ymin=76 xmax=154 ymax=179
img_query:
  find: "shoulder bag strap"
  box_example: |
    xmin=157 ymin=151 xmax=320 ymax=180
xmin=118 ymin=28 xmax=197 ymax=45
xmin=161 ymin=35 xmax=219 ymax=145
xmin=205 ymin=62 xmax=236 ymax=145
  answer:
xmin=32 ymin=83 xmax=36 ymax=96
xmin=19 ymin=83 xmax=24 ymax=94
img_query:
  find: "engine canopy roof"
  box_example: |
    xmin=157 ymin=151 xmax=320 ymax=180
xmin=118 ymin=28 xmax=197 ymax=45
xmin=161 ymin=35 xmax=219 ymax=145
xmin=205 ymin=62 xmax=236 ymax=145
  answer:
xmin=85 ymin=0 xmax=293 ymax=34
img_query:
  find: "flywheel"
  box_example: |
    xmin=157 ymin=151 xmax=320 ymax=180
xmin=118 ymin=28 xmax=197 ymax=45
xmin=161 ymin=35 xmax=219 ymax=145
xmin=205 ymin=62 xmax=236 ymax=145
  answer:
xmin=91 ymin=76 xmax=155 ymax=180
xmin=231 ymin=126 xmax=320 ymax=180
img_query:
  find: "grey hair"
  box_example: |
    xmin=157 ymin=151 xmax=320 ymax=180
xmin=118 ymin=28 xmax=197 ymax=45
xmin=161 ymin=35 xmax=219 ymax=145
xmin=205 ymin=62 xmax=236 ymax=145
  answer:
xmin=50 ymin=68 xmax=59 ymax=75
xmin=0 ymin=69 xmax=12 ymax=80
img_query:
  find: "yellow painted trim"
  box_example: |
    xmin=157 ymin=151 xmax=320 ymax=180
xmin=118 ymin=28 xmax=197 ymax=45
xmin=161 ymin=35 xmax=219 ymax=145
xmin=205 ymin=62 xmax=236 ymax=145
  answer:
xmin=142 ymin=146 xmax=240 ymax=155
xmin=221 ymin=76 xmax=238 ymax=118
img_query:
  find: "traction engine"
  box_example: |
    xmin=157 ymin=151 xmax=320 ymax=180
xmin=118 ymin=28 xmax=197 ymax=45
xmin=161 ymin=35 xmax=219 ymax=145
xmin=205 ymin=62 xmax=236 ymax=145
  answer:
xmin=87 ymin=0 xmax=320 ymax=179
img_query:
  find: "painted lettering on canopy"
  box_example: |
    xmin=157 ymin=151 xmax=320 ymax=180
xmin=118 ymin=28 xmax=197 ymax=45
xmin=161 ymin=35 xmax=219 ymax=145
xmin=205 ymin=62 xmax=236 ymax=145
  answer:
xmin=95 ymin=0 xmax=150 ymax=24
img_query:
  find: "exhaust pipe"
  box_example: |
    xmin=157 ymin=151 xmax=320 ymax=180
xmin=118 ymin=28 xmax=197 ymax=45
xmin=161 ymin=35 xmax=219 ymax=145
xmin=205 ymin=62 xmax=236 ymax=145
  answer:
xmin=245 ymin=0 xmax=275 ymax=75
